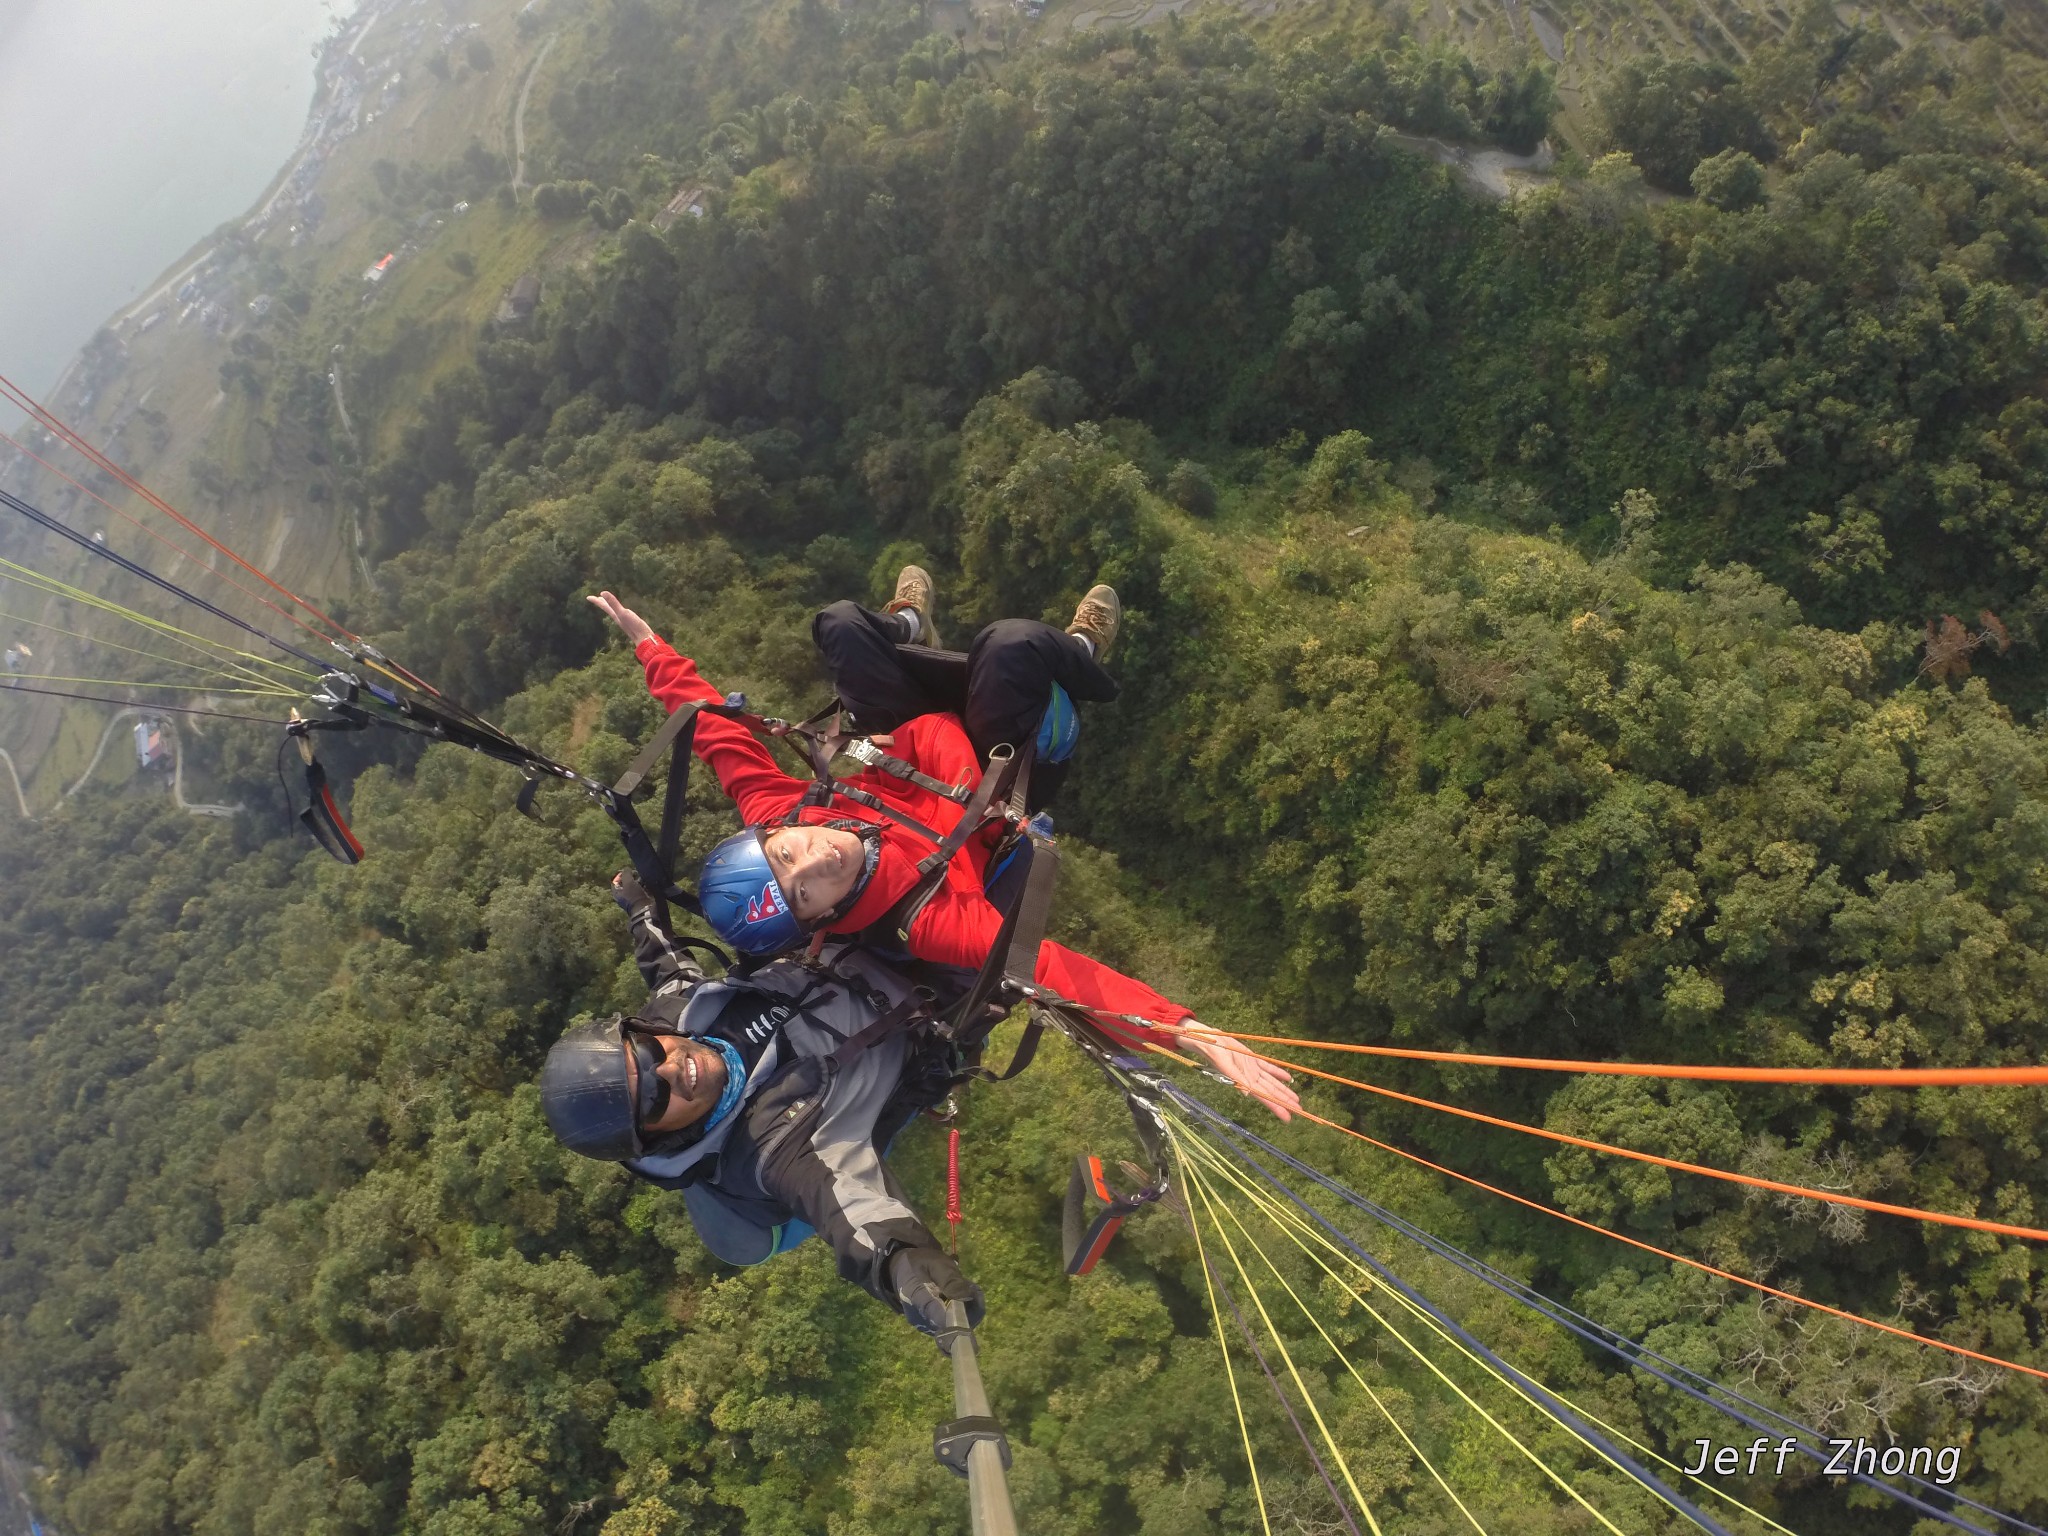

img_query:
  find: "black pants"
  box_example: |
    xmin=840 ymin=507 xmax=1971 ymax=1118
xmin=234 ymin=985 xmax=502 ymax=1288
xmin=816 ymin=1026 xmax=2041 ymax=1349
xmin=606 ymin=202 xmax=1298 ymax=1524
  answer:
xmin=812 ymin=601 xmax=1118 ymax=811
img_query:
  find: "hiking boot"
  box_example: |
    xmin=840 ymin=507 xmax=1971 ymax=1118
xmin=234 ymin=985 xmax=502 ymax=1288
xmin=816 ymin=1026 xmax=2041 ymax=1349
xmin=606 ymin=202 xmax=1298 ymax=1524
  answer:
xmin=884 ymin=565 xmax=941 ymax=647
xmin=1066 ymin=584 xmax=1120 ymax=661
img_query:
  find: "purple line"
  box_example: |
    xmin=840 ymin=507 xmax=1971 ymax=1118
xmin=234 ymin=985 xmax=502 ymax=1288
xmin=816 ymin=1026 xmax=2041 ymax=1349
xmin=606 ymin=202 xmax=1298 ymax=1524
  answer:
xmin=1205 ymin=1251 xmax=1365 ymax=1536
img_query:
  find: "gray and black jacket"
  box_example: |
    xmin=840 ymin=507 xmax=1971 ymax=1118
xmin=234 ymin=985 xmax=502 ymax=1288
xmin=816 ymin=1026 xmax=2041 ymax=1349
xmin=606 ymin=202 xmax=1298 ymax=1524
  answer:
xmin=617 ymin=906 xmax=953 ymax=1309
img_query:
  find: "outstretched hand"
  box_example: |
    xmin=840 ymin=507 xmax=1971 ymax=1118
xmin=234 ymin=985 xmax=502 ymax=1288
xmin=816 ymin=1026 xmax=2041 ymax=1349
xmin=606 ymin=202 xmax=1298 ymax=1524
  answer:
xmin=1182 ymin=1025 xmax=1302 ymax=1123
xmin=587 ymin=591 xmax=655 ymax=647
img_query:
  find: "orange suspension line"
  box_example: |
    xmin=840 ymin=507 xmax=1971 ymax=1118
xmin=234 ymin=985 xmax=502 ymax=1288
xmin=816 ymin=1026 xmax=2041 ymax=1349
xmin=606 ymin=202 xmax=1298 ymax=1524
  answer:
xmin=1290 ymin=1105 xmax=2048 ymax=1384
xmin=1230 ymin=1049 xmax=2048 ymax=1243
xmin=0 ymin=373 xmax=357 ymax=643
xmin=0 ymin=428 xmax=336 ymax=650
xmin=1204 ymin=1028 xmax=2048 ymax=1088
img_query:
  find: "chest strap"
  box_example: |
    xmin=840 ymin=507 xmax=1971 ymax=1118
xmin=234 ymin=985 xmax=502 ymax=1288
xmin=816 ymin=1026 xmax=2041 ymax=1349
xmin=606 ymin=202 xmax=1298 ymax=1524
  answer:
xmin=876 ymin=746 xmax=1020 ymax=945
xmin=830 ymin=989 xmax=939 ymax=1069
xmin=840 ymin=736 xmax=976 ymax=805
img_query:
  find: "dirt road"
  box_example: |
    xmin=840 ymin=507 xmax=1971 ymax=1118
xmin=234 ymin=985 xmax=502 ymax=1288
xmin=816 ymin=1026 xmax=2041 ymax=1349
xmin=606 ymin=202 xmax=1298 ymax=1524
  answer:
xmin=512 ymin=33 xmax=558 ymax=191
xmin=65 ymin=708 xmax=243 ymax=817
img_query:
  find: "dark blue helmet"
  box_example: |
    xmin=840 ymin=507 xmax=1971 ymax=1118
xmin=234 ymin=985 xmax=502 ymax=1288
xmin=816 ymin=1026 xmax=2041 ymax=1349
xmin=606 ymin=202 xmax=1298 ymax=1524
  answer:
xmin=540 ymin=1015 xmax=642 ymax=1162
xmin=699 ymin=830 xmax=805 ymax=955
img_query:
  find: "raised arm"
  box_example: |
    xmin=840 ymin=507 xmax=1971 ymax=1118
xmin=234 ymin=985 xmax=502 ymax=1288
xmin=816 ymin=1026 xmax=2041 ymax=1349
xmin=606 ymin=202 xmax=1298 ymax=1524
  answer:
xmin=589 ymin=592 xmax=805 ymax=827
xmin=615 ymin=870 xmax=708 ymax=994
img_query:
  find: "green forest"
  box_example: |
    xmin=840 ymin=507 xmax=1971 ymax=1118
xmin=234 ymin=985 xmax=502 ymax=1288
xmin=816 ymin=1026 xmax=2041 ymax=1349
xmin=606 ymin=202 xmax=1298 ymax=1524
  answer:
xmin=4 ymin=0 xmax=2048 ymax=1531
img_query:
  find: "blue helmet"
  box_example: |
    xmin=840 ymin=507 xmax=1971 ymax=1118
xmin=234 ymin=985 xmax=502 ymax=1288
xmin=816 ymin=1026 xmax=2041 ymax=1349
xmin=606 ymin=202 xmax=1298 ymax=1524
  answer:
xmin=698 ymin=830 xmax=805 ymax=955
xmin=1036 ymin=682 xmax=1080 ymax=764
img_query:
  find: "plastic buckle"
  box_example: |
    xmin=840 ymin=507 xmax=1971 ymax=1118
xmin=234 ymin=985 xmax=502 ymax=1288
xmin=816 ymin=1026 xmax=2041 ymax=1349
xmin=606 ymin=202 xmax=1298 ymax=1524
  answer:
xmin=933 ymin=1415 xmax=1011 ymax=1478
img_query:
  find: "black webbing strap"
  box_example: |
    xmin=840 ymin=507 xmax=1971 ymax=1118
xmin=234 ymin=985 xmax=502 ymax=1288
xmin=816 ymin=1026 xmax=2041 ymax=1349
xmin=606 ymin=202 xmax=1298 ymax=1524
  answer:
xmin=299 ymin=758 xmax=365 ymax=865
xmin=842 ymin=738 xmax=975 ymax=805
xmin=937 ymin=824 xmax=1060 ymax=1082
xmin=817 ymin=781 xmax=948 ymax=844
xmin=968 ymin=833 xmax=1059 ymax=1081
xmin=1000 ymin=833 xmax=1057 ymax=989
xmin=1006 ymin=745 xmax=1033 ymax=819
xmin=883 ymin=747 xmax=1019 ymax=946
xmin=616 ymin=697 xmax=706 ymax=798
xmin=975 ymin=1020 xmax=1046 ymax=1082
xmin=606 ymin=701 xmax=709 ymax=936
xmin=830 ymin=989 xmax=938 ymax=1069
xmin=656 ymin=719 xmax=694 ymax=893
xmin=514 ymin=773 xmax=544 ymax=820
xmin=916 ymin=746 xmax=1016 ymax=879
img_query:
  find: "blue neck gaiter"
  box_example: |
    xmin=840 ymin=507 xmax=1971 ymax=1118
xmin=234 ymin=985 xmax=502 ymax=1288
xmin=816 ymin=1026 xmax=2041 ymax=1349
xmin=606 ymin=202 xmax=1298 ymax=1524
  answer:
xmin=700 ymin=1036 xmax=748 ymax=1136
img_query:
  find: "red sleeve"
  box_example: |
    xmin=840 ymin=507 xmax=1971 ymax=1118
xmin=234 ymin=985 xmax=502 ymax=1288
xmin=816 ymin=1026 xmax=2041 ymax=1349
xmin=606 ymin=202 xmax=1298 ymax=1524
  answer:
xmin=903 ymin=891 xmax=1187 ymax=1050
xmin=635 ymin=637 xmax=802 ymax=827
xmin=890 ymin=714 xmax=981 ymax=794
xmin=1035 ymin=941 xmax=1190 ymax=1049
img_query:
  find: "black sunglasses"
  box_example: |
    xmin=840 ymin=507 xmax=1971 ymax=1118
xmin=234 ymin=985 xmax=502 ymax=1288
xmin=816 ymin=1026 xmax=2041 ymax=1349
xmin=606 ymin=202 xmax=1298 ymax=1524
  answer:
xmin=629 ymin=1034 xmax=671 ymax=1128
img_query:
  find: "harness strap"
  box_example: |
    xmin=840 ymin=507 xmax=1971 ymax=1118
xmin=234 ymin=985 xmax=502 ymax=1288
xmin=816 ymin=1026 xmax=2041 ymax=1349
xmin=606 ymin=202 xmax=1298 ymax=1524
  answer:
xmin=777 ymin=974 xmax=850 ymax=1042
xmin=299 ymin=757 xmax=365 ymax=864
xmin=1005 ymin=746 xmax=1033 ymax=819
xmin=1062 ymin=1153 xmax=1168 ymax=1276
xmin=916 ymin=745 xmax=1016 ymax=880
xmin=616 ymin=696 xmax=707 ymax=797
xmin=830 ymin=989 xmax=938 ymax=1070
xmin=605 ymin=701 xmax=711 ymax=936
xmin=815 ymin=780 xmax=949 ymax=844
xmin=959 ymin=1019 xmax=1045 ymax=1083
xmin=999 ymin=831 xmax=1057 ymax=990
xmin=881 ymin=745 xmax=1024 ymax=947
xmin=841 ymin=737 xmax=975 ymax=804
xmin=285 ymin=713 xmax=369 ymax=865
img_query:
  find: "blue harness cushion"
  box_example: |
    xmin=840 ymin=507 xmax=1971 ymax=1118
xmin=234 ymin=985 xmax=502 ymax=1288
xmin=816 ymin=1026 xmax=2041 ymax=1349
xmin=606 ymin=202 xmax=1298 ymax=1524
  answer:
xmin=1036 ymin=682 xmax=1079 ymax=764
xmin=685 ymin=1183 xmax=815 ymax=1265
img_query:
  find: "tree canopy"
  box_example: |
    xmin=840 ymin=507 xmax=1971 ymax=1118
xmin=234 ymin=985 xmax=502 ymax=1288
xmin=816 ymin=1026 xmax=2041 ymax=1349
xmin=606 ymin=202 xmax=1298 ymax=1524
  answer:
xmin=4 ymin=0 xmax=2048 ymax=1531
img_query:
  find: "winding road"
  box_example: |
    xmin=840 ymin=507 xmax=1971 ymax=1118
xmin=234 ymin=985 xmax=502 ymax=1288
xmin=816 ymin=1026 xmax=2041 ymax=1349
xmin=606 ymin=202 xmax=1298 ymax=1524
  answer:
xmin=63 ymin=708 xmax=243 ymax=817
xmin=326 ymin=349 xmax=376 ymax=589
xmin=1384 ymin=132 xmax=1557 ymax=200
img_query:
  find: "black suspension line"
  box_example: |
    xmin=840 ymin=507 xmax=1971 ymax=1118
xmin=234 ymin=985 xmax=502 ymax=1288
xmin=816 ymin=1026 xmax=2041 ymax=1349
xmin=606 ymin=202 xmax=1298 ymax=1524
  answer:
xmin=0 ymin=486 xmax=333 ymax=671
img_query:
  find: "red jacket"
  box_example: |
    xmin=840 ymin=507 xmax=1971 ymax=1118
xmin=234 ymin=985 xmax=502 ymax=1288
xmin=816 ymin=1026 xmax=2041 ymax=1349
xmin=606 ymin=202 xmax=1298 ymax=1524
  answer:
xmin=636 ymin=637 xmax=1184 ymax=1048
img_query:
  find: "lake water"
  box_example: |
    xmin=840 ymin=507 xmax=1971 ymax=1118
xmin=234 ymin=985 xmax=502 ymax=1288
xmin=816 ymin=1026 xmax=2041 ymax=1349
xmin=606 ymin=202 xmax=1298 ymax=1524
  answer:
xmin=0 ymin=0 xmax=337 ymax=401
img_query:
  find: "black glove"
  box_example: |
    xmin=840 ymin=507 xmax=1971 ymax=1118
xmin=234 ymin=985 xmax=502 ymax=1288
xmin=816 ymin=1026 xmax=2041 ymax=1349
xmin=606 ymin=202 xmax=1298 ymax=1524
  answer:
xmin=611 ymin=869 xmax=649 ymax=915
xmin=890 ymin=1247 xmax=985 ymax=1352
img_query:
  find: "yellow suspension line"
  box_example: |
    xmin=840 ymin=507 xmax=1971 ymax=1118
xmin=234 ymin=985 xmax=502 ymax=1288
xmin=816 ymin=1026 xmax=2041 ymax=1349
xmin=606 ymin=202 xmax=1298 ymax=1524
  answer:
xmin=0 ymin=603 xmax=295 ymax=689
xmin=0 ymin=557 xmax=315 ymax=689
xmin=1166 ymin=1124 xmax=1490 ymax=1536
xmin=0 ymin=560 xmax=311 ymax=693
xmin=1170 ymin=1121 xmax=1632 ymax=1536
xmin=1180 ymin=1154 xmax=1386 ymax=1536
xmin=2 ymin=674 xmax=298 ymax=698
xmin=1184 ymin=1128 xmax=1793 ymax=1536
xmin=1175 ymin=1138 xmax=1275 ymax=1536
xmin=1550 ymin=1391 xmax=1801 ymax=1536
xmin=0 ymin=558 xmax=313 ymax=690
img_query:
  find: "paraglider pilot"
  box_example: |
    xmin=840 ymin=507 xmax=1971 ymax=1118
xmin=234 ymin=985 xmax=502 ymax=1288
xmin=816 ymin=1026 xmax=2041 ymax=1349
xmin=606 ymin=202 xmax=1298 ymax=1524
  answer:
xmin=542 ymin=868 xmax=985 ymax=1345
xmin=586 ymin=570 xmax=1301 ymax=1124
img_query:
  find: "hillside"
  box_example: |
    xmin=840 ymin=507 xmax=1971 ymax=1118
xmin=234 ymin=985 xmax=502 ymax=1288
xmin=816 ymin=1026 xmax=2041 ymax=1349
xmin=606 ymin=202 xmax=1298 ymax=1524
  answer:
xmin=0 ymin=0 xmax=566 ymax=800
xmin=2 ymin=0 xmax=2047 ymax=1533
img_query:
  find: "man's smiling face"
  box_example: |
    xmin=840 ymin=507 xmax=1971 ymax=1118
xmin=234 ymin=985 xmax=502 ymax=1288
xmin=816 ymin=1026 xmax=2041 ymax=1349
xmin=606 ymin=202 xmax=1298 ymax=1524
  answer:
xmin=624 ymin=1031 xmax=729 ymax=1135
